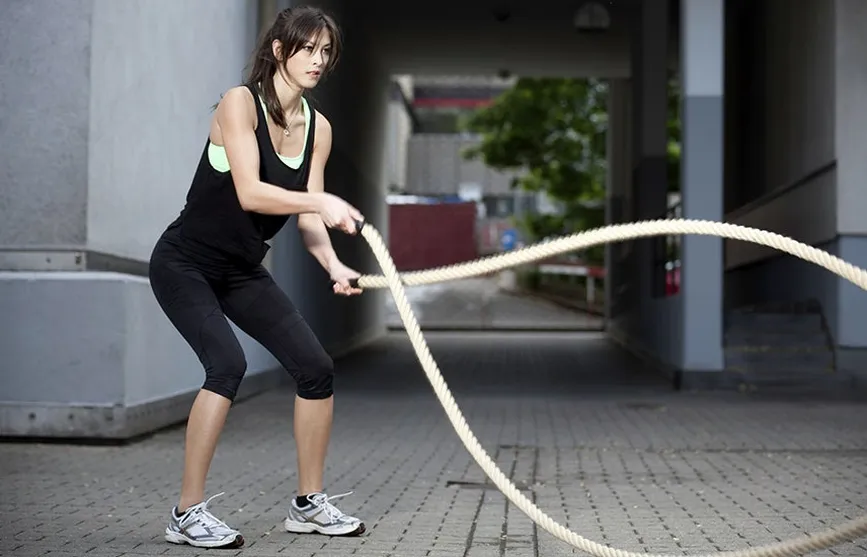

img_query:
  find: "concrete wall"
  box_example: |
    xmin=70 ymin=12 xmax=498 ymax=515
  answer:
xmin=722 ymin=0 xmax=839 ymax=334
xmin=832 ymin=0 xmax=867 ymax=237
xmin=832 ymin=0 xmax=867 ymax=375
xmin=86 ymin=1 xmax=258 ymax=262
xmin=724 ymin=0 xmax=837 ymax=270
xmin=1 ymin=0 xmax=93 ymax=251
xmin=384 ymin=76 xmax=414 ymax=190
xmin=723 ymin=0 xmax=867 ymax=379
xmin=0 ymin=0 xmax=388 ymax=439
xmin=405 ymin=135 xmax=523 ymax=196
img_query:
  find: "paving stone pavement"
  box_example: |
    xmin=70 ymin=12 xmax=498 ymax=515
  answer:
xmin=2 ymin=331 xmax=866 ymax=557
xmin=384 ymin=277 xmax=603 ymax=330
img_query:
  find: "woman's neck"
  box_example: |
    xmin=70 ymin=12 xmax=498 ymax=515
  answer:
xmin=272 ymin=70 xmax=303 ymax=113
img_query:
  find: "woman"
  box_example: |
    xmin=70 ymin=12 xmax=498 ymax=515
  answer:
xmin=148 ymin=6 xmax=365 ymax=549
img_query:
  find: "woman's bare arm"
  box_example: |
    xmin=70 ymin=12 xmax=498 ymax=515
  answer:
xmin=298 ymin=112 xmax=340 ymax=272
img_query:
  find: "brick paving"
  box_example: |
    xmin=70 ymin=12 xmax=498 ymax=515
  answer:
xmin=2 ymin=331 xmax=866 ymax=557
xmin=384 ymin=277 xmax=603 ymax=330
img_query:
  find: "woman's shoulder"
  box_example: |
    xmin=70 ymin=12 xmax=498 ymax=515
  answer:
xmin=310 ymin=108 xmax=332 ymax=154
xmin=312 ymin=108 xmax=331 ymax=134
xmin=215 ymin=86 xmax=258 ymax=126
xmin=221 ymin=85 xmax=257 ymax=107
xmin=310 ymin=106 xmax=331 ymax=131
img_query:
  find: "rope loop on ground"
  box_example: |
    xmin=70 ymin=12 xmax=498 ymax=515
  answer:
xmin=354 ymin=217 xmax=867 ymax=557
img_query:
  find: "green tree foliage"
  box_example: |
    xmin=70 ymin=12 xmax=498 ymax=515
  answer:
xmin=460 ymin=77 xmax=608 ymax=205
xmin=458 ymin=77 xmax=609 ymax=259
xmin=458 ymin=76 xmax=682 ymax=264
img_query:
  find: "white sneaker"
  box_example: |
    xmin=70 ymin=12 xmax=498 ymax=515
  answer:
xmin=164 ymin=492 xmax=244 ymax=548
xmin=284 ymin=491 xmax=365 ymax=536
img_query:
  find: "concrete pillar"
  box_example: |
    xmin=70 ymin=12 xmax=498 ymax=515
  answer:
xmin=604 ymin=78 xmax=632 ymax=323
xmin=0 ymin=1 xmax=275 ymax=440
xmin=834 ymin=0 xmax=867 ymax=238
xmin=679 ymin=0 xmax=725 ymax=374
xmin=631 ymin=0 xmax=669 ymax=324
xmin=833 ymin=0 xmax=867 ymax=376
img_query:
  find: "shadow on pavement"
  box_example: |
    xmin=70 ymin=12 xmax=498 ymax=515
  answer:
xmin=335 ymin=331 xmax=672 ymax=398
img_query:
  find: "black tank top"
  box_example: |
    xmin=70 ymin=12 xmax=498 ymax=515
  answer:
xmin=163 ymin=83 xmax=316 ymax=266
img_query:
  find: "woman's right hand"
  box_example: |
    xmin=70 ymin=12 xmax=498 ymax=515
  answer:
xmin=316 ymin=193 xmax=363 ymax=235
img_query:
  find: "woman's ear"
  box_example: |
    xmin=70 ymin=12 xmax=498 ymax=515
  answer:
xmin=271 ymin=39 xmax=283 ymax=61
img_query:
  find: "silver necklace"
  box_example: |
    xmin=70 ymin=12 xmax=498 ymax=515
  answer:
xmin=283 ymin=101 xmax=302 ymax=136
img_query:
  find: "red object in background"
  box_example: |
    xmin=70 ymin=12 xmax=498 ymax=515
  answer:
xmin=388 ymin=203 xmax=478 ymax=271
xmin=666 ymin=267 xmax=681 ymax=295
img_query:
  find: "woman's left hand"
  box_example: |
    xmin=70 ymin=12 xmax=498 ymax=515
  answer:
xmin=330 ymin=262 xmax=363 ymax=296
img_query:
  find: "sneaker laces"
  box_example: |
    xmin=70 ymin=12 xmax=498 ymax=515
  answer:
xmin=185 ymin=492 xmax=235 ymax=533
xmin=308 ymin=491 xmax=354 ymax=523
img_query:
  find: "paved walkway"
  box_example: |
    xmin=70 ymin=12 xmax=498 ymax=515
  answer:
xmin=2 ymin=331 xmax=866 ymax=557
xmin=384 ymin=277 xmax=603 ymax=330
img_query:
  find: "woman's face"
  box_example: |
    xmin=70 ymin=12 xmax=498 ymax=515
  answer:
xmin=280 ymin=30 xmax=332 ymax=90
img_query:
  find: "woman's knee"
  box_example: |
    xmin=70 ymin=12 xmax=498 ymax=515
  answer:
xmin=295 ymin=354 xmax=334 ymax=400
xmin=202 ymin=351 xmax=248 ymax=401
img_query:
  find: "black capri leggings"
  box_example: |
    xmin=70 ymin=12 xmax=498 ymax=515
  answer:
xmin=148 ymin=235 xmax=333 ymax=402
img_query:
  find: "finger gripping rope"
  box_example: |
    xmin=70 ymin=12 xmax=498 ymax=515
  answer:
xmin=354 ymin=217 xmax=867 ymax=557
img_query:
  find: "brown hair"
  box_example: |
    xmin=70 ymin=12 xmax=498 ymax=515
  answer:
xmin=243 ymin=6 xmax=342 ymax=129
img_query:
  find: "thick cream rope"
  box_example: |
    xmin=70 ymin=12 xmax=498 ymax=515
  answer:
xmin=351 ymin=218 xmax=867 ymax=557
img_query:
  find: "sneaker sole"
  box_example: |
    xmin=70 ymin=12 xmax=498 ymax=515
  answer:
xmin=284 ymin=518 xmax=366 ymax=537
xmin=165 ymin=529 xmax=245 ymax=549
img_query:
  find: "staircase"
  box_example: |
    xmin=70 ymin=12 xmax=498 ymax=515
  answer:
xmin=724 ymin=301 xmax=839 ymax=392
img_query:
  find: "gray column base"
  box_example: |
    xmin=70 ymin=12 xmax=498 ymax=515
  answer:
xmin=0 ymin=271 xmax=321 ymax=442
xmin=0 ymin=369 xmax=287 ymax=443
xmin=0 ymin=247 xmax=149 ymax=275
xmin=675 ymin=368 xmax=867 ymax=400
xmin=0 ymin=269 xmax=382 ymax=442
xmin=608 ymin=328 xmax=867 ymax=399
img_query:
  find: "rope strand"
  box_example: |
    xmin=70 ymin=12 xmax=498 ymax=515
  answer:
xmin=353 ymin=217 xmax=867 ymax=557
